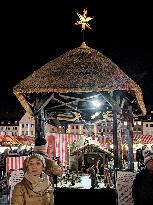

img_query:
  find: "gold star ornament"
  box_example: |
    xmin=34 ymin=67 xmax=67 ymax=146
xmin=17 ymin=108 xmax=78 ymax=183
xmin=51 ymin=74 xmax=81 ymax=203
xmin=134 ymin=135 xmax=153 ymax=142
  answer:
xmin=75 ymin=8 xmax=93 ymax=31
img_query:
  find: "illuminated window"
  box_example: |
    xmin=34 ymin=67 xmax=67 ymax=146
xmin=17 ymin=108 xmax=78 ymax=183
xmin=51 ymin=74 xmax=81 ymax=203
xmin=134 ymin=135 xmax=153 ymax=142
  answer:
xmin=137 ymin=121 xmax=141 ymax=125
xmin=25 ymin=124 xmax=28 ymax=128
xmin=124 ymin=121 xmax=127 ymax=126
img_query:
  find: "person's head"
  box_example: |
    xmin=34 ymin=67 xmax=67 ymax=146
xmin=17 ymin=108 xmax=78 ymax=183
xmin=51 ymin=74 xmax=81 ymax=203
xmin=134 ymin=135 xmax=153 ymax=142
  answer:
xmin=34 ymin=137 xmax=48 ymax=154
xmin=144 ymin=149 xmax=153 ymax=173
xmin=142 ymin=145 xmax=147 ymax=150
xmin=24 ymin=153 xmax=46 ymax=176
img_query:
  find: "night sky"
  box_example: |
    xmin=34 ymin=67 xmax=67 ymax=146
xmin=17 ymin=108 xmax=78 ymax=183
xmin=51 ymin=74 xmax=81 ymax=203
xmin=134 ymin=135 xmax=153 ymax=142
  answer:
xmin=1 ymin=1 xmax=153 ymax=113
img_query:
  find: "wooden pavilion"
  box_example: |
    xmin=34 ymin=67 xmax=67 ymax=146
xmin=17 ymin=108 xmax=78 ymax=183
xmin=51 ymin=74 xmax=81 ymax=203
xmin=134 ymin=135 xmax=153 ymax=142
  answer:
xmin=13 ymin=41 xmax=146 ymax=170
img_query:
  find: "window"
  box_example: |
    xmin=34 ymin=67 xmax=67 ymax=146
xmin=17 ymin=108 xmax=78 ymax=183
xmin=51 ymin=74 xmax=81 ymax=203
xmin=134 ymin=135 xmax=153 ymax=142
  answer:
xmin=25 ymin=131 xmax=28 ymax=135
xmin=150 ymin=124 xmax=153 ymax=127
xmin=137 ymin=121 xmax=142 ymax=125
xmin=22 ymin=131 xmax=24 ymax=135
xmin=25 ymin=124 xmax=28 ymax=128
xmin=22 ymin=124 xmax=24 ymax=128
xmin=124 ymin=121 xmax=127 ymax=126
xmin=146 ymin=124 xmax=148 ymax=127
xmin=76 ymin=125 xmax=78 ymax=129
xmin=31 ymin=131 xmax=33 ymax=135
xmin=31 ymin=124 xmax=34 ymax=128
xmin=14 ymin=121 xmax=18 ymax=125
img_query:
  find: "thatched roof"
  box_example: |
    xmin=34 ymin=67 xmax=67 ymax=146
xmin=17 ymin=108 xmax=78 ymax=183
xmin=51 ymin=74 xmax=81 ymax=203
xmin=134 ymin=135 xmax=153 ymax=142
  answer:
xmin=71 ymin=143 xmax=112 ymax=156
xmin=13 ymin=42 xmax=146 ymax=115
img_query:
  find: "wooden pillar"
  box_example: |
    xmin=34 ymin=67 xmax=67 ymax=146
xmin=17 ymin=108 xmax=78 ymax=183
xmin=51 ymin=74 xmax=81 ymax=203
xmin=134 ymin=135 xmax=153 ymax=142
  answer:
xmin=126 ymin=105 xmax=134 ymax=171
xmin=113 ymin=109 xmax=119 ymax=170
xmin=118 ymin=119 xmax=123 ymax=169
xmin=34 ymin=108 xmax=45 ymax=139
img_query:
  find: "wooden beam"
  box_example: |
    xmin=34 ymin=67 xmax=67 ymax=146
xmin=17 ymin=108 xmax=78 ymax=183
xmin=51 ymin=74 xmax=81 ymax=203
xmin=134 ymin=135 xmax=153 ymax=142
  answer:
xmin=34 ymin=94 xmax=54 ymax=114
xmin=52 ymin=97 xmax=78 ymax=111
xmin=100 ymin=92 xmax=121 ymax=112
xmin=34 ymin=108 xmax=45 ymax=139
xmin=50 ymin=94 xmax=101 ymax=111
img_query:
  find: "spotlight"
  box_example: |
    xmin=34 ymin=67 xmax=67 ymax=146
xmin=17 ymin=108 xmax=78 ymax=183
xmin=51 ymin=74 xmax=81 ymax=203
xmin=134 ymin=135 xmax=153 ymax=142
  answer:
xmin=91 ymin=99 xmax=101 ymax=108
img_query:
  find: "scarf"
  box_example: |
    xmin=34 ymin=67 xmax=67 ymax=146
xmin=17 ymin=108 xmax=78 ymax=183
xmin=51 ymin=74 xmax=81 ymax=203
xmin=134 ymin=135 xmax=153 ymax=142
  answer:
xmin=24 ymin=172 xmax=52 ymax=194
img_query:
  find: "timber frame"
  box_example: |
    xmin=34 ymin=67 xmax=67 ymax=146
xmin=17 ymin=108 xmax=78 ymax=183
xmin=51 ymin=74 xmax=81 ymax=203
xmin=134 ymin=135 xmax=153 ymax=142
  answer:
xmin=13 ymin=42 xmax=146 ymax=171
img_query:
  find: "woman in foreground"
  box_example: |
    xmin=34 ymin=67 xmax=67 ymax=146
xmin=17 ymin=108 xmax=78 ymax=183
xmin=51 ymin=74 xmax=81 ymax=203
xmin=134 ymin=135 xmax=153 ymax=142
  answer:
xmin=11 ymin=153 xmax=54 ymax=205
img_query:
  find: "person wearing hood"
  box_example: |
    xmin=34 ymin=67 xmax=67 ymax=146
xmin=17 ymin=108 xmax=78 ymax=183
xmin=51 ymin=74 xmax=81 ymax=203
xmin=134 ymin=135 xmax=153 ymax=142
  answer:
xmin=11 ymin=153 xmax=54 ymax=205
xmin=24 ymin=137 xmax=63 ymax=186
xmin=132 ymin=148 xmax=153 ymax=205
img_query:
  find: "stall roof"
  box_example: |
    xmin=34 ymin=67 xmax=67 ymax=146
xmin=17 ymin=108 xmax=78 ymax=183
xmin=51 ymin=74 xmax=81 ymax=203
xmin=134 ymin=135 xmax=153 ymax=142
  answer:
xmin=133 ymin=134 xmax=153 ymax=144
xmin=13 ymin=42 xmax=146 ymax=116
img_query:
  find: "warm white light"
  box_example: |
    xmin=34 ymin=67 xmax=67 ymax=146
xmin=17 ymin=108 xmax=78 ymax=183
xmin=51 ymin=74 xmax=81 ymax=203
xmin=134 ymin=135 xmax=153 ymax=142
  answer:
xmin=91 ymin=100 xmax=101 ymax=108
xmin=137 ymin=121 xmax=142 ymax=125
xmin=124 ymin=121 xmax=127 ymax=126
xmin=75 ymin=8 xmax=93 ymax=31
xmin=91 ymin=112 xmax=100 ymax=119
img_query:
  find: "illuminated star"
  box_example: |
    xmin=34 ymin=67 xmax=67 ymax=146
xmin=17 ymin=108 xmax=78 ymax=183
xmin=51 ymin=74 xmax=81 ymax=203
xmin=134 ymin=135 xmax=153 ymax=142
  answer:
xmin=75 ymin=8 xmax=93 ymax=31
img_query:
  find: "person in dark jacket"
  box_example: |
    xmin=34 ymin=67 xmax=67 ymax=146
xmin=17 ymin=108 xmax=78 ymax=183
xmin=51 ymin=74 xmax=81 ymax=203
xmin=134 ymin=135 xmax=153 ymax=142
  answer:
xmin=132 ymin=148 xmax=153 ymax=205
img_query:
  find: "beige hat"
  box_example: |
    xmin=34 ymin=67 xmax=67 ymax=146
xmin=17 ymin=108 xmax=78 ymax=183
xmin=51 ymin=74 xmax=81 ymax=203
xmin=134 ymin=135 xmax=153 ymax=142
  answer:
xmin=23 ymin=153 xmax=46 ymax=173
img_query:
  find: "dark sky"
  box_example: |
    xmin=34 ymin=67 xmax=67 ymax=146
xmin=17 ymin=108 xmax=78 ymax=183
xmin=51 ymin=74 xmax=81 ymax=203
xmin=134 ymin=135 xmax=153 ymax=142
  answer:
xmin=1 ymin=1 xmax=153 ymax=113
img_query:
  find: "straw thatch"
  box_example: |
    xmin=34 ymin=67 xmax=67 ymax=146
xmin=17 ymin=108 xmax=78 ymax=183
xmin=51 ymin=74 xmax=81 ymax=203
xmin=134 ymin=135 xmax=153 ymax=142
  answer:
xmin=13 ymin=42 xmax=146 ymax=115
xmin=71 ymin=144 xmax=112 ymax=156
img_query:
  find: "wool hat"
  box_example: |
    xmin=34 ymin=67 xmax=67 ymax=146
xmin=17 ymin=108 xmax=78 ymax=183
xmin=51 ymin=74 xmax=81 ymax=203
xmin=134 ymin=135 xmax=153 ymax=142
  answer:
xmin=143 ymin=148 xmax=153 ymax=165
xmin=24 ymin=153 xmax=46 ymax=173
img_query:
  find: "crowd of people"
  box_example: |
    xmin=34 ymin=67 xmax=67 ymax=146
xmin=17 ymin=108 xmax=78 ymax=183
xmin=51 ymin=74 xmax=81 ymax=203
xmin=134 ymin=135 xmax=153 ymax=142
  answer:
xmin=2 ymin=136 xmax=153 ymax=204
xmin=0 ymin=145 xmax=33 ymax=181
